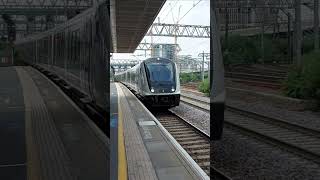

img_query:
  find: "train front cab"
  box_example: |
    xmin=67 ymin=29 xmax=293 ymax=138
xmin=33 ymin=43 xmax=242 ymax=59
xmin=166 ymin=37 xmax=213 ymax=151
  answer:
xmin=142 ymin=58 xmax=180 ymax=107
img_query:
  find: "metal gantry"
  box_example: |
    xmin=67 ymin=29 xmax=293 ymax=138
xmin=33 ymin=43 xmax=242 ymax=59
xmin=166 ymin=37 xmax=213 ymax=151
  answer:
xmin=136 ymin=42 xmax=181 ymax=51
xmin=146 ymin=23 xmax=210 ymax=38
xmin=110 ymin=59 xmax=142 ymax=72
xmin=110 ymin=55 xmax=209 ymax=73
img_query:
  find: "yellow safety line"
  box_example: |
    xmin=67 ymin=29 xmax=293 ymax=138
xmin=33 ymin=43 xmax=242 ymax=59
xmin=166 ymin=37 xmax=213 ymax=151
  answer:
xmin=116 ymin=83 xmax=128 ymax=180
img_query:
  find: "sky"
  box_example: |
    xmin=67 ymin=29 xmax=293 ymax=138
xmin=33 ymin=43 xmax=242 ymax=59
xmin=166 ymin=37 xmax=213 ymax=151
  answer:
xmin=112 ymin=0 xmax=210 ymax=61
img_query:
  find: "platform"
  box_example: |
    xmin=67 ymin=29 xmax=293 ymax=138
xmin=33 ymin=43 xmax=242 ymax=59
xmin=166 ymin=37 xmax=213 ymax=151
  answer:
xmin=111 ymin=82 xmax=209 ymax=180
xmin=0 ymin=66 xmax=109 ymax=180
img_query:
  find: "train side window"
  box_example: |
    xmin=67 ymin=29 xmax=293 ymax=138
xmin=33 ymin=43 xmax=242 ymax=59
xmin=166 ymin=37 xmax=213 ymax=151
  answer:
xmin=68 ymin=32 xmax=71 ymax=64
xmin=77 ymin=30 xmax=80 ymax=65
xmin=140 ymin=67 xmax=143 ymax=83
xmin=72 ymin=31 xmax=75 ymax=65
xmin=71 ymin=31 xmax=74 ymax=65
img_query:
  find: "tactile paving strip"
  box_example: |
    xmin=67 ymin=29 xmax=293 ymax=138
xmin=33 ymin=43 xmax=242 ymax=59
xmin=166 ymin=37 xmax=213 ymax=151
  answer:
xmin=16 ymin=67 xmax=75 ymax=180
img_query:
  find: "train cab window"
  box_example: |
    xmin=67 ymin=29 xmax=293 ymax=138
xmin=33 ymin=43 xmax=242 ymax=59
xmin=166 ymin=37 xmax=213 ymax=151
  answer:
xmin=145 ymin=62 xmax=174 ymax=82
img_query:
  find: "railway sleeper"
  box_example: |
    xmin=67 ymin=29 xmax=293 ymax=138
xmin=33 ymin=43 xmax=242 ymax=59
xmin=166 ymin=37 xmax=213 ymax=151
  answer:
xmin=173 ymin=134 xmax=198 ymax=138
xmin=197 ymin=161 xmax=210 ymax=167
xmin=184 ymin=144 xmax=210 ymax=150
xmin=159 ymin=122 xmax=183 ymax=125
xmin=165 ymin=127 xmax=194 ymax=132
xmin=168 ymin=130 xmax=195 ymax=134
xmin=176 ymin=136 xmax=205 ymax=141
xmin=163 ymin=125 xmax=189 ymax=129
xmin=192 ymin=155 xmax=210 ymax=161
xmin=188 ymin=149 xmax=210 ymax=155
xmin=179 ymin=140 xmax=208 ymax=146
xmin=159 ymin=120 xmax=181 ymax=124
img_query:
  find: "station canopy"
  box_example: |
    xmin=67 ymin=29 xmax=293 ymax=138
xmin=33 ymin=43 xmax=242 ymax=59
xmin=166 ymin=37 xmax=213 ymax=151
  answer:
xmin=110 ymin=0 xmax=165 ymax=53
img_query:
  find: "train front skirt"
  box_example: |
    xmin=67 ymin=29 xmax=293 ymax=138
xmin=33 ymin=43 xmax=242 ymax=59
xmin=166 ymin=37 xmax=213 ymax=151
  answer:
xmin=142 ymin=94 xmax=180 ymax=107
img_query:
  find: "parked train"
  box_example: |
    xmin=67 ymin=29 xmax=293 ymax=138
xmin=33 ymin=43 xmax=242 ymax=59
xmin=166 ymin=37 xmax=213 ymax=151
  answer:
xmin=115 ymin=57 xmax=180 ymax=107
xmin=14 ymin=2 xmax=110 ymax=133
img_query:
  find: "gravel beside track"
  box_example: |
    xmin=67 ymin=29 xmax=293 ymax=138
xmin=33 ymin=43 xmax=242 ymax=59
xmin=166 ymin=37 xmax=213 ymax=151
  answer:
xmin=213 ymin=127 xmax=320 ymax=180
xmin=181 ymin=88 xmax=320 ymax=132
xmin=170 ymin=102 xmax=210 ymax=134
xmin=228 ymin=98 xmax=320 ymax=131
xmin=181 ymin=93 xmax=320 ymax=162
xmin=179 ymin=90 xmax=320 ymax=179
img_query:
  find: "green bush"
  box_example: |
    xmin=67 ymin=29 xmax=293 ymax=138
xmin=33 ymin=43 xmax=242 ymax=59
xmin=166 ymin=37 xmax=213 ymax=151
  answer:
xmin=198 ymin=78 xmax=210 ymax=96
xmin=302 ymin=36 xmax=316 ymax=55
xmin=222 ymin=35 xmax=260 ymax=65
xmin=222 ymin=35 xmax=286 ymax=65
xmin=256 ymin=37 xmax=273 ymax=63
xmin=283 ymin=51 xmax=320 ymax=102
xmin=0 ymin=42 xmax=5 ymax=50
xmin=222 ymin=35 xmax=301 ymax=65
xmin=272 ymin=38 xmax=289 ymax=63
xmin=190 ymin=73 xmax=200 ymax=82
xmin=180 ymin=72 xmax=202 ymax=84
xmin=180 ymin=73 xmax=191 ymax=84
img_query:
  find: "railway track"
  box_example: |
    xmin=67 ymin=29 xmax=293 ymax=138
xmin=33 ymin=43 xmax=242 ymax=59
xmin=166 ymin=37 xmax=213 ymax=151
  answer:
xmin=180 ymin=93 xmax=320 ymax=165
xmin=225 ymin=72 xmax=283 ymax=89
xmin=153 ymin=110 xmax=211 ymax=175
xmin=153 ymin=110 xmax=232 ymax=179
xmin=225 ymin=72 xmax=284 ymax=83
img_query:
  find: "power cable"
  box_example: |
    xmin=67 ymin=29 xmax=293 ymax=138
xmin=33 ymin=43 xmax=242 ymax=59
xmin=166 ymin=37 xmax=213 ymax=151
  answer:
xmin=177 ymin=0 xmax=203 ymax=23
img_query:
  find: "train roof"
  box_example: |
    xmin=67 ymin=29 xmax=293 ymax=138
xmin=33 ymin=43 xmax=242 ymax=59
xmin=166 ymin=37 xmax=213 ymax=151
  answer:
xmin=114 ymin=57 xmax=174 ymax=76
xmin=144 ymin=57 xmax=172 ymax=62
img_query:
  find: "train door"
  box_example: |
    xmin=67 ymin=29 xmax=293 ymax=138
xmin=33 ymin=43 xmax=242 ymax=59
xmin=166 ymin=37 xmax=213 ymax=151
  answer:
xmin=47 ymin=35 xmax=52 ymax=69
xmin=138 ymin=66 xmax=142 ymax=94
xmin=80 ymin=23 xmax=85 ymax=92
xmin=88 ymin=16 xmax=95 ymax=101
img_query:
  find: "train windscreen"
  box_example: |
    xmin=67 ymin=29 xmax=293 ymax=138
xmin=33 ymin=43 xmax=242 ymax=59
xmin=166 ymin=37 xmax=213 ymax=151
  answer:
xmin=145 ymin=62 xmax=174 ymax=82
xmin=144 ymin=59 xmax=176 ymax=92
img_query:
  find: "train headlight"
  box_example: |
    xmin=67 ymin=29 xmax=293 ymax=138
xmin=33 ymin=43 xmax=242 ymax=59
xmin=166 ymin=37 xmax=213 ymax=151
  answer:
xmin=151 ymin=88 xmax=155 ymax=93
xmin=171 ymin=88 xmax=175 ymax=92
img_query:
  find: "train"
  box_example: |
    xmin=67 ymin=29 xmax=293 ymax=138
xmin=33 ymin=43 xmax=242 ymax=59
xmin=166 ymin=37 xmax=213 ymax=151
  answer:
xmin=14 ymin=2 xmax=110 ymax=133
xmin=115 ymin=57 xmax=180 ymax=107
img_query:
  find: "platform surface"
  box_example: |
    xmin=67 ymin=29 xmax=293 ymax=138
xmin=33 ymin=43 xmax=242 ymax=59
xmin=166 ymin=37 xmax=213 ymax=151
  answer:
xmin=0 ymin=67 xmax=26 ymax=180
xmin=113 ymin=82 xmax=208 ymax=180
xmin=0 ymin=66 xmax=109 ymax=180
